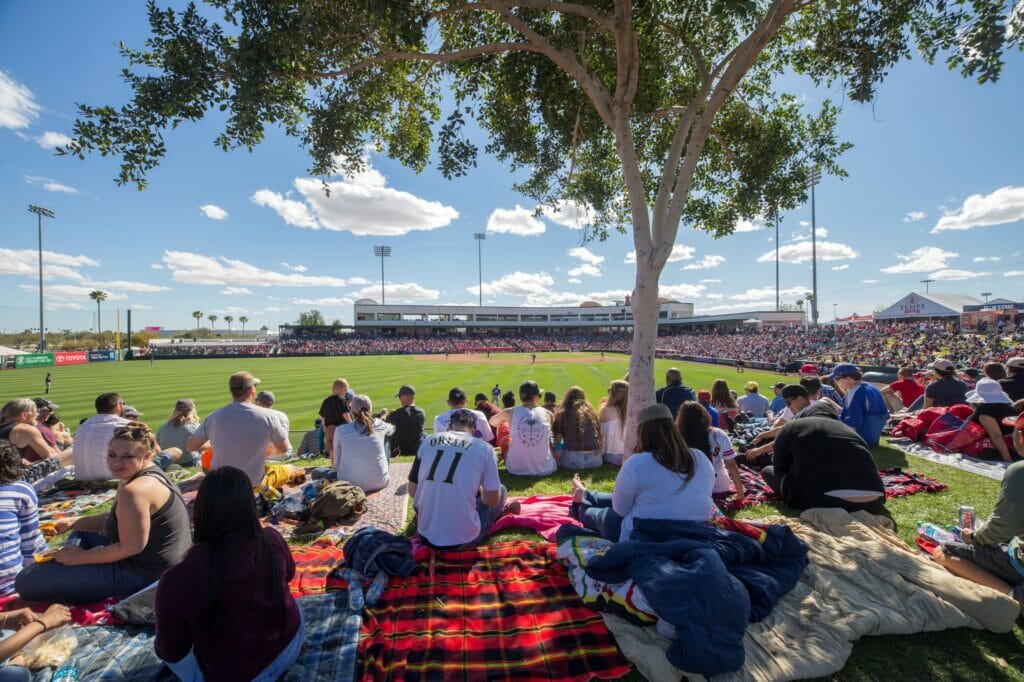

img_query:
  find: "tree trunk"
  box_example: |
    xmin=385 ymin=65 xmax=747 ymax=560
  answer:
xmin=624 ymin=258 xmax=661 ymax=455
xmin=97 ymin=303 xmax=102 ymax=349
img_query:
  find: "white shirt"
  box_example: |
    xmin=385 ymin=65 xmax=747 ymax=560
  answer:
xmin=72 ymin=413 xmax=130 ymax=481
xmin=601 ymin=419 xmax=625 ymax=457
xmin=333 ymin=419 xmax=395 ymax=493
xmin=412 ymin=430 xmax=501 ymax=547
xmin=611 ymin=449 xmax=715 ymax=541
xmin=193 ymin=401 xmax=290 ymax=486
xmin=506 ymin=406 xmax=555 ymax=476
xmin=709 ymin=428 xmax=737 ymax=494
xmin=433 ymin=409 xmax=494 ymax=442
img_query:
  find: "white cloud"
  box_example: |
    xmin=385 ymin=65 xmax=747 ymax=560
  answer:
xmin=567 ymin=246 xmax=604 ymax=265
xmin=19 ymin=283 xmax=127 ymax=301
xmin=682 ymin=255 xmax=726 ymax=270
xmin=48 ymin=302 xmax=87 ymax=311
xmin=903 ymin=211 xmax=927 ymax=222
xmin=734 ymin=218 xmax=764 ymax=233
xmin=567 ymin=263 xmax=602 ymax=278
xmin=831 ymin=264 xmax=850 ymax=271
xmin=625 ymin=244 xmax=695 ymax=264
xmin=162 ymin=250 xmax=352 ymax=288
xmin=291 ymin=297 xmax=354 ymax=307
xmin=84 ymin=280 xmax=169 ymax=293
xmin=928 ymin=268 xmax=990 ymax=281
xmin=35 ymin=131 xmax=72 ymax=149
xmin=542 ymin=200 xmax=595 ymax=229
xmin=199 ymin=204 xmax=228 ymax=220
xmin=660 ymin=283 xmax=706 ymax=300
xmin=1005 ymin=270 xmax=1024 ymax=277
xmin=0 ymin=71 xmax=39 ymax=129
xmin=790 ymin=226 xmax=829 ymax=242
xmin=706 ymin=293 xmax=724 ymax=300
xmin=566 ymin=278 xmax=582 ymax=284
xmin=0 ymin=248 xmax=99 ymax=281
xmin=347 ymin=277 xmax=371 ymax=286
xmin=487 ymin=205 xmax=545 ymax=236
xmin=251 ymin=189 xmax=319 ymax=228
xmin=215 ymin=306 xmax=250 ymax=315
xmin=150 ymin=263 xmax=164 ymax=270
xmin=700 ymin=278 xmax=722 ymax=283
xmin=862 ymin=279 xmax=880 ymax=284
xmin=880 ymin=246 xmax=958 ymax=274
xmin=279 ymin=262 xmax=309 ymax=273
xmin=932 ymin=186 xmax=1024 ymax=232
xmin=756 ymin=240 xmax=858 ymax=264
xmin=474 ymin=271 xmax=555 ymax=298
xmin=350 ymin=282 xmax=440 ymax=302
xmin=730 ymin=285 xmax=809 ymax=302
xmin=972 ymin=256 xmax=1002 ymax=263
xmin=130 ymin=304 xmax=154 ymax=310
xmin=221 ymin=287 xmax=252 ymax=295
xmin=24 ymin=174 xmax=78 ymax=194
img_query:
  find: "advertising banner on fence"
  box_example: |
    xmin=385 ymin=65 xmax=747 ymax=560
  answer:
xmin=54 ymin=351 xmax=89 ymax=366
xmin=14 ymin=353 xmax=54 ymax=368
xmin=88 ymin=350 xmax=117 ymax=362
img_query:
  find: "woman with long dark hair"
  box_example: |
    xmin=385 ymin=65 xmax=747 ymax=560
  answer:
xmin=710 ymin=379 xmax=739 ymax=431
xmin=675 ymin=402 xmax=745 ymax=498
xmin=553 ymin=387 xmax=603 ymax=470
xmin=155 ymin=466 xmax=301 ymax=681
xmin=568 ymin=404 xmax=714 ymax=541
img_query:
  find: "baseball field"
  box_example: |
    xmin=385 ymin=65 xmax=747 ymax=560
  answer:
xmin=2 ymin=352 xmax=1022 ymax=677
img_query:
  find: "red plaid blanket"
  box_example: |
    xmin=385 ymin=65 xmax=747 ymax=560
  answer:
xmin=357 ymin=541 xmax=630 ymax=681
xmin=715 ymin=465 xmax=947 ymax=511
xmin=289 ymin=544 xmax=344 ymax=597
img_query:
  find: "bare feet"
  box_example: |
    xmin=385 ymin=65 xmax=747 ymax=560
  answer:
xmin=571 ymin=473 xmax=586 ymax=504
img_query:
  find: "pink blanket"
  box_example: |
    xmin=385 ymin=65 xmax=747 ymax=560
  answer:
xmin=486 ymin=494 xmax=582 ymax=541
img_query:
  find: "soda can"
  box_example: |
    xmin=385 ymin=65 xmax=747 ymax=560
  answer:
xmin=958 ymin=505 xmax=975 ymax=531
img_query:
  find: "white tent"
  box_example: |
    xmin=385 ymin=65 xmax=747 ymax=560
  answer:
xmin=875 ymin=292 xmax=981 ymax=319
xmin=0 ymin=346 xmax=28 ymax=356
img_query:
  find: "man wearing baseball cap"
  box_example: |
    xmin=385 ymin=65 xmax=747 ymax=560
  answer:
xmin=828 ymin=363 xmax=889 ymax=448
xmin=999 ymin=357 xmax=1024 ymax=402
xmin=490 ymin=381 xmax=556 ymax=476
xmin=434 ymin=387 xmax=494 ymax=442
xmin=385 ymin=385 xmax=425 ymax=457
xmin=737 ymin=381 xmax=769 ymax=418
xmin=923 ymin=358 xmax=969 ymax=408
xmin=255 ymin=390 xmax=293 ymax=460
xmin=768 ymin=382 xmax=787 ymax=418
xmin=696 ymin=390 xmax=720 ymax=428
xmin=187 ymin=371 xmax=290 ymax=486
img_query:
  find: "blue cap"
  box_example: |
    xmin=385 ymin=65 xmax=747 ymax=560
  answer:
xmin=828 ymin=363 xmax=860 ymax=379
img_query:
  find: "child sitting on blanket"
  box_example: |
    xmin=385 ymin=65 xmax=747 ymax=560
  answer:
xmin=156 ymin=466 xmax=303 ymax=681
xmin=568 ymin=404 xmax=715 ymax=542
xmin=932 ymin=460 xmax=1024 ymax=611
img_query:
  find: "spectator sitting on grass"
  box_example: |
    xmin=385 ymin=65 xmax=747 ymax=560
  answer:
xmin=542 ymin=390 xmax=558 ymax=414
xmin=0 ymin=440 xmax=46 ymax=597
xmin=334 ymin=396 xmax=394 ymax=494
xmin=552 ymin=387 xmax=603 ymax=470
xmin=932 ymin=460 xmax=1024 ymax=612
xmin=72 ymin=393 xmax=130 ymax=481
xmin=255 ymin=390 xmax=293 ymax=460
xmin=966 ymin=379 xmax=1019 ymax=463
xmin=296 ymin=418 xmax=324 ymax=458
xmin=495 ymin=391 xmax=516 ymax=460
xmin=434 ymin=388 xmax=494 ymax=442
xmin=490 ymin=381 xmax=556 ymax=476
xmin=0 ymin=400 xmax=62 ymax=465
xmin=655 ymin=368 xmax=696 ymax=418
xmin=738 ymin=381 xmax=770 ymax=418
xmin=829 ymin=363 xmax=890 ymax=448
xmin=676 ymin=401 xmax=744 ymax=498
xmin=156 ymin=399 xmax=201 ymax=468
xmin=385 ymin=385 xmax=425 ymax=457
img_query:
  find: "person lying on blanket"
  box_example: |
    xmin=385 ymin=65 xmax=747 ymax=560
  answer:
xmin=965 ymin=379 xmax=1020 ymax=463
xmin=155 ymin=466 xmax=303 ymax=682
xmin=675 ymin=401 xmax=745 ymax=498
xmin=0 ymin=603 xmax=71 ymax=681
xmin=409 ymin=409 xmax=519 ymax=549
xmin=568 ymin=403 xmax=715 ymax=542
xmin=760 ymin=402 xmax=886 ymax=514
xmin=16 ymin=422 xmax=192 ymax=604
xmin=932 ymin=459 xmax=1024 ymax=611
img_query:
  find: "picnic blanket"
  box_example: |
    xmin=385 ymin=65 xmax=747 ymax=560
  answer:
xmin=599 ymin=508 xmax=1020 ymax=682
xmin=714 ymin=465 xmax=948 ymax=511
xmin=36 ymin=487 xmax=117 ymax=525
xmin=358 ymin=540 xmax=630 ymax=681
xmin=486 ymin=494 xmax=582 ymax=541
xmin=289 ymin=544 xmax=345 ymax=597
xmin=888 ymin=437 xmax=1011 ymax=481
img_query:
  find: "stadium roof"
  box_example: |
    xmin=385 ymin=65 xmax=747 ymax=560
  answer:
xmin=875 ymin=291 xmax=982 ymax=319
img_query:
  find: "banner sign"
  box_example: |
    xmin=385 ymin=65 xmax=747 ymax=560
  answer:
xmin=88 ymin=350 xmax=117 ymax=362
xmin=144 ymin=326 xmax=163 ymax=331
xmin=876 ymin=293 xmax=960 ymax=319
xmin=54 ymin=351 xmax=89 ymax=366
xmin=14 ymin=353 xmax=54 ymax=368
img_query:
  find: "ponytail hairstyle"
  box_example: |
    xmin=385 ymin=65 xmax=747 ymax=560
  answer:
xmin=637 ymin=416 xmax=695 ymax=486
xmin=675 ymin=402 xmax=713 ymax=462
xmin=350 ymin=395 xmax=375 ymax=434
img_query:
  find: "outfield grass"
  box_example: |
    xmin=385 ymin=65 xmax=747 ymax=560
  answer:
xmin=2 ymin=353 xmax=1022 ymax=679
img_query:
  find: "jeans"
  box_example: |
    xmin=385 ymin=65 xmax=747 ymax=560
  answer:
xmin=15 ymin=531 xmax=153 ymax=604
xmin=474 ymin=485 xmax=509 ymax=544
xmin=570 ymin=491 xmax=622 ymax=541
xmin=558 ymin=450 xmax=603 ymax=470
xmin=164 ymin=610 xmax=305 ymax=681
xmin=0 ymin=666 xmax=30 ymax=682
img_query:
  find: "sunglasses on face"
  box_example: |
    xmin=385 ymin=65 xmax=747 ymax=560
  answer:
xmin=113 ymin=426 xmax=149 ymax=441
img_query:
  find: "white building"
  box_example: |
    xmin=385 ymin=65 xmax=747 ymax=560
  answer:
xmin=875 ymin=292 xmax=982 ymax=320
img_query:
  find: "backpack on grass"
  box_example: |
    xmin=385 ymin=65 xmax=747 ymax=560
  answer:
xmin=309 ymin=480 xmax=367 ymax=524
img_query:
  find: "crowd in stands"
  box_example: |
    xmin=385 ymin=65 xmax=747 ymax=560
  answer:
xmin=1 ymin=348 xmax=1022 ymax=677
xmin=140 ymin=322 xmax=1024 ymax=372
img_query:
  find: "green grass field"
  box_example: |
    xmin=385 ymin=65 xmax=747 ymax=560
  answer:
xmin=2 ymin=353 xmax=1022 ymax=679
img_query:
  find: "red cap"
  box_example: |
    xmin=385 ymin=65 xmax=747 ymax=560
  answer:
xmin=697 ymin=390 xmax=712 ymax=401
xmin=799 ymin=363 xmax=818 ymax=374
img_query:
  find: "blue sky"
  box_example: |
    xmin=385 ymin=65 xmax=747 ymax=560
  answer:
xmin=1 ymin=1 xmax=1023 ymax=334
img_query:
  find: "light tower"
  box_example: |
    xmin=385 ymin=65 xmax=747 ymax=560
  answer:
xmin=28 ymin=205 xmax=55 ymax=351
xmin=373 ymin=245 xmax=391 ymax=305
xmin=474 ymin=233 xmax=486 ymax=306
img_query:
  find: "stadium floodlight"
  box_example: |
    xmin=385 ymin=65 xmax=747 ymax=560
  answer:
xmin=808 ymin=167 xmax=821 ymax=326
xmin=920 ymin=278 xmax=935 ymax=293
xmin=28 ymin=205 xmax=55 ymax=352
xmin=373 ymin=245 xmax=391 ymax=305
xmin=474 ymin=233 xmax=486 ymax=306
xmin=981 ymin=292 xmax=992 ymax=303
xmin=774 ymin=212 xmax=780 ymax=311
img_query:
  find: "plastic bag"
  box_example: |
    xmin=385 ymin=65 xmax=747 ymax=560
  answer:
xmin=21 ymin=624 xmax=77 ymax=669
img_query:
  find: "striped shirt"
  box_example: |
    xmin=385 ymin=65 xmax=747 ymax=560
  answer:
xmin=0 ymin=481 xmax=46 ymax=595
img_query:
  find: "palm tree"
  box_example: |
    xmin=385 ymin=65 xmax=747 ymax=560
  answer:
xmin=89 ymin=290 xmax=108 ymax=348
xmin=239 ymin=316 xmax=248 ymax=337
xmin=224 ymin=315 xmax=234 ymax=337
xmin=192 ymin=310 xmax=203 ymax=336
xmin=208 ymin=314 xmax=218 ymax=332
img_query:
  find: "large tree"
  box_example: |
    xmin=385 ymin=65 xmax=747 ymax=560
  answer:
xmin=66 ymin=0 xmax=1020 ymax=446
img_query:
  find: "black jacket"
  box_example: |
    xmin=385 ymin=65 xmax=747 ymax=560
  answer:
xmin=771 ymin=403 xmax=884 ymax=510
xmin=655 ymin=381 xmax=696 ymax=417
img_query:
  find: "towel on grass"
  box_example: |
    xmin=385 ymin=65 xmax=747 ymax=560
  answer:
xmin=289 ymin=545 xmax=345 ymax=597
xmin=486 ymin=494 xmax=583 ymax=540
xmin=358 ymin=540 xmax=630 ymax=681
xmin=887 ymin=437 xmax=1011 ymax=481
xmin=714 ymin=465 xmax=947 ymax=511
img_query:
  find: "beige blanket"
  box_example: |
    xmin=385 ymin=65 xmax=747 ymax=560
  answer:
xmin=606 ymin=508 xmax=1019 ymax=682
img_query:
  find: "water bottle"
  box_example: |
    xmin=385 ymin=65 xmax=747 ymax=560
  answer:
xmin=53 ymin=663 xmax=78 ymax=681
xmin=916 ymin=521 xmax=957 ymax=544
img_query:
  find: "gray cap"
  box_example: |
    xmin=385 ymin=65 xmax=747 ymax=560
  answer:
xmin=255 ymin=390 xmax=276 ymax=405
xmin=121 ymin=405 xmax=144 ymax=419
xmin=637 ymin=403 xmax=672 ymax=424
xmin=396 ymin=385 xmax=416 ymax=397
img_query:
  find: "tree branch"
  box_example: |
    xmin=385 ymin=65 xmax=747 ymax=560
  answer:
xmin=611 ymin=0 xmax=640 ymax=115
xmin=430 ymin=0 xmax=615 ymax=29
xmin=284 ymin=42 xmax=544 ymax=79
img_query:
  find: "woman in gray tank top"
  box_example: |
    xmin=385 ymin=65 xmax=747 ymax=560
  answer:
xmin=16 ymin=421 xmax=192 ymax=604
